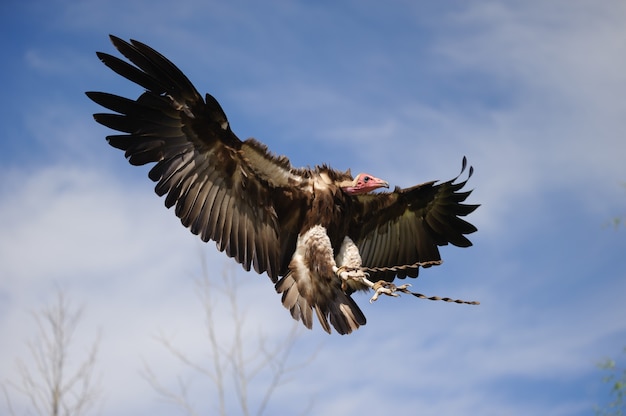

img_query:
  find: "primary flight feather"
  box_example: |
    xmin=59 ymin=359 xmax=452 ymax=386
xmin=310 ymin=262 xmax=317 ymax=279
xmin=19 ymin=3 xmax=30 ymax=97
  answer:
xmin=87 ymin=35 xmax=479 ymax=335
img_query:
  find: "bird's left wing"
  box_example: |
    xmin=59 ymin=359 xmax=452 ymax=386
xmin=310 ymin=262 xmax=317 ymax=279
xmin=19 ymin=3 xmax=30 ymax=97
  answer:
xmin=350 ymin=158 xmax=478 ymax=282
xmin=86 ymin=36 xmax=305 ymax=280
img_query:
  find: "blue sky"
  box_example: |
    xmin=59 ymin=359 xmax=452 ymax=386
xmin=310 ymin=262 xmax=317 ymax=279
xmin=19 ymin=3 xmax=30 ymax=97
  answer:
xmin=1 ymin=0 xmax=625 ymax=415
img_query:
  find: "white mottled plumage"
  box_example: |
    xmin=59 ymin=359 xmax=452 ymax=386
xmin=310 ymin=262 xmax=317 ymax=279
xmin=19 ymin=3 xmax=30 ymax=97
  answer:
xmin=277 ymin=226 xmax=365 ymax=334
xmin=335 ymin=236 xmax=362 ymax=270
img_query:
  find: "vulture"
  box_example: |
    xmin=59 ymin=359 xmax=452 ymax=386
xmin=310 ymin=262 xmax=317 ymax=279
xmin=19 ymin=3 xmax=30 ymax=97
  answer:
xmin=86 ymin=35 xmax=479 ymax=335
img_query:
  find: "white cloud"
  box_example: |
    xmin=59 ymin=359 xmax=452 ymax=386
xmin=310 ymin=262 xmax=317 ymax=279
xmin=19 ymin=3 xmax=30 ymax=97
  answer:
xmin=3 ymin=1 xmax=626 ymax=415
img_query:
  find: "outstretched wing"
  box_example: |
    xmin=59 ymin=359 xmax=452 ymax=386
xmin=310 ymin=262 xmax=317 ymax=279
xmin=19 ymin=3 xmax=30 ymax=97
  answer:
xmin=350 ymin=158 xmax=478 ymax=281
xmin=86 ymin=35 xmax=306 ymax=280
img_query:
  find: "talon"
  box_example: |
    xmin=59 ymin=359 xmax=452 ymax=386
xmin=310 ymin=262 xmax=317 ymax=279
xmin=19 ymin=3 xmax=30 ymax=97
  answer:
xmin=335 ymin=266 xmax=369 ymax=283
xmin=369 ymin=280 xmax=401 ymax=303
xmin=334 ymin=265 xmax=373 ymax=292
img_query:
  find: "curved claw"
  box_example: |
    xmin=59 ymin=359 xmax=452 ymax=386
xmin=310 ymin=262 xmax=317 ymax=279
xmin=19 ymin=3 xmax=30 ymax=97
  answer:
xmin=369 ymin=281 xmax=403 ymax=303
xmin=334 ymin=266 xmax=372 ymax=292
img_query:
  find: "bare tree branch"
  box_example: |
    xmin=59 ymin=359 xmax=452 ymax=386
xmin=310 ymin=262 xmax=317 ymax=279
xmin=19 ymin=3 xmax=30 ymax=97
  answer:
xmin=255 ymin=323 xmax=319 ymax=416
xmin=143 ymin=255 xmax=318 ymax=415
xmin=2 ymin=287 xmax=101 ymax=416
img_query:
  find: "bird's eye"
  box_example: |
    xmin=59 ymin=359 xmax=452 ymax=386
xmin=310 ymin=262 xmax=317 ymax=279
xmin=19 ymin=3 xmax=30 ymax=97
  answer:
xmin=363 ymin=176 xmax=371 ymax=182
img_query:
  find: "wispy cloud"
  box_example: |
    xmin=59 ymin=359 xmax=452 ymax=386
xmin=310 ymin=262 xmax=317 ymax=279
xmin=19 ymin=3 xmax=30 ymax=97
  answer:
xmin=2 ymin=1 xmax=625 ymax=415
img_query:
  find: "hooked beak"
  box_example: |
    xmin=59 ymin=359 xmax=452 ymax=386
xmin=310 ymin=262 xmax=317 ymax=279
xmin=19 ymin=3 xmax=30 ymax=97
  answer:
xmin=343 ymin=174 xmax=389 ymax=195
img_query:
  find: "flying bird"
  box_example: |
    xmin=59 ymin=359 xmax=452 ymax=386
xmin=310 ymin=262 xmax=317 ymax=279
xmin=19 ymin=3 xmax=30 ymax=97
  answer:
xmin=86 ymin=35 xmax=479 ymax=335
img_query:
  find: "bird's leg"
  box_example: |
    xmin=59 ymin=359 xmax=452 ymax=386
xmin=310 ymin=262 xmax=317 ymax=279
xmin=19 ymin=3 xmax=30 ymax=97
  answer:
xmin=333 ymin=266 xmax=412 ymax=303
xmin=368 ymin=281 xmax=413 ymax=303
xmin=334 ymin=265 xmax=370 ymax=292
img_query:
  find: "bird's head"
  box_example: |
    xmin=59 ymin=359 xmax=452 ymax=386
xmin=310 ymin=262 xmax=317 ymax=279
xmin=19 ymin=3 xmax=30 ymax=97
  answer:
xmin=340 ymin=173 xmax=389 ymax=195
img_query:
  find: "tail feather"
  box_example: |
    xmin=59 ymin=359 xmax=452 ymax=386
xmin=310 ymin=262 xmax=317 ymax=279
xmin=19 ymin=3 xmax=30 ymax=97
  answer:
xmin=276 ymin=272 xmax=366 ymax=335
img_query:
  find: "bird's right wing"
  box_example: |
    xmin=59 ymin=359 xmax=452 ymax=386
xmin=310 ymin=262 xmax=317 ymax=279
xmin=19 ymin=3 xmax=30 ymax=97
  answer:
xmin=86 ymin=35 xmax=307 ymax=280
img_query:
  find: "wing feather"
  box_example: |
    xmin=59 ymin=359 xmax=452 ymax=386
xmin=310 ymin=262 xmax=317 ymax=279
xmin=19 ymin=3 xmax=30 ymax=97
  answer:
xmin=87 ymin=35 xmax=308 ymax=281
xmin=219 ymin=192 xmax=236 ymax=254
xmin=212 ymin=185 xmax=229 ymax=246
xmin=351 ymin=158 xmax=479 ymax=281
xmin=164 ymin=157 xmax=197 ymax=208
xmin=196 ymin=184 xmax=216 ymax=240
xmin=175 ymin=175 xmax=203 ymax=220
xmin=228 ymin=202 xmax=240 ymax=260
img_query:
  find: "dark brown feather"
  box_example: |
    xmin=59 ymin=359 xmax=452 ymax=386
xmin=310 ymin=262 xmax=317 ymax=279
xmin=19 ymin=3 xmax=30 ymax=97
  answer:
xmin=87 ymin=35 xmax=308 ymax=281
xmin=350 ymin=158 xmax=479 ymax=282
